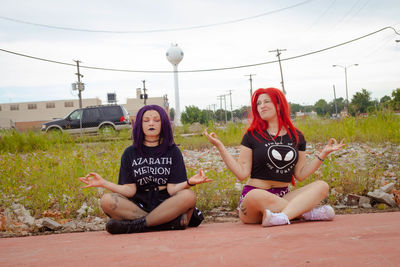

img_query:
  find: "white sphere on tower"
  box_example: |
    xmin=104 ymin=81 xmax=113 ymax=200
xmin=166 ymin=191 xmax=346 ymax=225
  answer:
xmin=166 ymin=44 xmax=184 ymax=65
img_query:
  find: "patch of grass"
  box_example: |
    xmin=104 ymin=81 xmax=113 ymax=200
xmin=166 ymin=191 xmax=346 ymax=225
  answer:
xmin=0 ymin=140 xmax=130 ymax=218
xmin=188 ymin=169 xmax=242 ymax=212
xmin=295 ymin=110 xmax=400 ymax=143
xmin=0 ymin=130 xmax=74 ymax=153
xmin=0 ymin=129 xmax=132 ymax=153
xmin=175 ymin=122 xmax=246 ymax=150
xmin=294 ymin=151 xmax=392 ymax=206
xmin=376 ymin=203 xmax=388 ymax=210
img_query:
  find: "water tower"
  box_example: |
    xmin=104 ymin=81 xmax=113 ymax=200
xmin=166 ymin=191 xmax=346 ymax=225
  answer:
xmin=166 ymin=43 xmax=184 ymax=126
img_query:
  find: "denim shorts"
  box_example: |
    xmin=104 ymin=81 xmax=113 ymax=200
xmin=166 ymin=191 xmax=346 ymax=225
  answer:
xmin=238 ymin=185 xmax=289 ymax=209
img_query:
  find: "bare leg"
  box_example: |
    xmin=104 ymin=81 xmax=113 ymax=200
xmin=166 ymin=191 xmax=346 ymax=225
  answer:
xmin=145 ymin=189 xmax=196 ymax=227
xmin=238 ymin=181 xmax=330 ymax=224
xmin=281 ymin=180 xmax=329 ymax=220
xmin=238 ymin=189 xmax=288 ymax=224
xmin=100 ymin=193 xmax=147 ymax=220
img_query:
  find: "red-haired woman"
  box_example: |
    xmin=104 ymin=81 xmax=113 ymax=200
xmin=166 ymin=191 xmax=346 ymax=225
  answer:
xmin=204 ymin=88 xmax=345 ymax=227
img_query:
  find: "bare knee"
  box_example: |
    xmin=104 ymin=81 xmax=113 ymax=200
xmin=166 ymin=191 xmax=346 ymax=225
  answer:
xmin=176 ymin=189 xmax=196 ymax=208
xmin=314 ymin=180 xmax=329 ymax=197
xmin=239 ymin=190 xmax=280 ymax=224
xmin=100 ymin=193 xmax=120 ymax=215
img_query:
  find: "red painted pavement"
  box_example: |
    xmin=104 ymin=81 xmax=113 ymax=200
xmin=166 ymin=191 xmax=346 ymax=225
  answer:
xmin=1 ymin=212 xmax=400 ymax=267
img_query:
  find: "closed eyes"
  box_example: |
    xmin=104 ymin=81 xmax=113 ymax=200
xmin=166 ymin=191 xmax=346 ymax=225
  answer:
xmin=257 ymin=100 xmax=271 ymax=105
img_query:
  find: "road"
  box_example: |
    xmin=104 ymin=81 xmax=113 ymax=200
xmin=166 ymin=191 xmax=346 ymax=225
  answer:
xmin=1 ymin=212 xmax=399 ymax=267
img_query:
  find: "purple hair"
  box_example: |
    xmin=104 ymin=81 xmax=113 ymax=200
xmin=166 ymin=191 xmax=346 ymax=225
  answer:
xmin=132 ymin=105 xmax=175 ymax=157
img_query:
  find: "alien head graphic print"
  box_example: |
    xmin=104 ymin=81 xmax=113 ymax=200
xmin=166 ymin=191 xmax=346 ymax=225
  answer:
xmin=241 ymin=130 xmax=306 ymax=183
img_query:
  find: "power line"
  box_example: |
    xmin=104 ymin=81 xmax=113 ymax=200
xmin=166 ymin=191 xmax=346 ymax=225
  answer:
xmin=0 ymin=0 xmax=316 ymax=34
xmin=304 ymin=0 xmax=337 ymax=32
xmin=0 ymin=26 xmax=399 ymax=74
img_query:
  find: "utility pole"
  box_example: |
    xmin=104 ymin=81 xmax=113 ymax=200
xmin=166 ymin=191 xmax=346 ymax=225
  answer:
xmin=333 ymin=85 xmax=338 ymax=118
xmin=74 ymin=60 xmax=84 ymax=108
xmin=142 ymin=80 xmax=148 ymax=105
xmin=223 ymin=95 xmax=228 ymax=124
xmin=245 ymin=74 xmax=256 ymax=102
xmin=333 ymin=64 xmax=358 ymax=114
xmin=217 ymin=95 xmax=224 ymax=123
xmin=269 ymin=49 xmax=287 ymax=95
xmin=211 ymin=104 xmax=217 ymax=121
xmin=227 ymin=90 xmax=233 ymax=122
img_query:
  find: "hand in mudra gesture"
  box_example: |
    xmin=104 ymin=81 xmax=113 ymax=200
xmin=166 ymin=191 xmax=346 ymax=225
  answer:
xmin=321 ymin=138 xmax=346 ymax=155
xmin=203 ymin=129 xmax=222 ymax=147
xmin=79 ymin=172 xmax=106 ymax=188
xmin=188 ymin=169 xmax=212 ymax=186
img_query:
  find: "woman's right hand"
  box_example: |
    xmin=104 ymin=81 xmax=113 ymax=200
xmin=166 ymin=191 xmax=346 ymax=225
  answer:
xmin=79 ymin=172 xmax=106 ymax=188
xmin=203 ymin=129 xmax=223 ymax=148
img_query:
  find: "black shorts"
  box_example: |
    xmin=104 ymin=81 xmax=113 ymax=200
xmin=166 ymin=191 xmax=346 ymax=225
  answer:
xmin=130 ymin=189 xmax=170 ymax=213
xmin=130 ymin=189 xmax=204 ymax=227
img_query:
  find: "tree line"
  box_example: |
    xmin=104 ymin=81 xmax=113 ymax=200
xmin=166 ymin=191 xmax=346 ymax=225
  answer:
xmin=174 ymin=88 xmax=400 ymax=124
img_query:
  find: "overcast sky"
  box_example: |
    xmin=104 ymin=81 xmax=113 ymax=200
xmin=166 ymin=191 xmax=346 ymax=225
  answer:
xmin=0 ymin=0 xmax=399 ymax=111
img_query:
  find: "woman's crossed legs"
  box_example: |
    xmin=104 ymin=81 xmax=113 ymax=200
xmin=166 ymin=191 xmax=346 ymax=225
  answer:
xmin=239 ymin=180 xmax=330 ymax=224
xmin=100 ymin=189 xmax=196 ymax=228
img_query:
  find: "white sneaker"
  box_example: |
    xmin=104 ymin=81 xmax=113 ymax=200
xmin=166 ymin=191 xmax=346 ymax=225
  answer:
xmin=262 ymin=210 xmax=290 ymax=227
xmin=302 ymin=205 xmax=335 ymax=221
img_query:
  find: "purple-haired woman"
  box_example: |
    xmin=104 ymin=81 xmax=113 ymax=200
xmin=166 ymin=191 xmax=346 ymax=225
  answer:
xmin=79 ymin=105 xmax=211 ymax=234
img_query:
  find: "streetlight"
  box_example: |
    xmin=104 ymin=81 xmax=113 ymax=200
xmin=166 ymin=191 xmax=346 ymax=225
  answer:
xmin=332 ymin=64 xmax=358 ymax=114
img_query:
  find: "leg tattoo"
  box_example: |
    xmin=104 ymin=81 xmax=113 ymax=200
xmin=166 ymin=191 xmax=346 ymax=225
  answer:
xmin=111 ymin=193 xmax=119 ymax=211
xmin=240 ymin=203 xmax=247 ymax=216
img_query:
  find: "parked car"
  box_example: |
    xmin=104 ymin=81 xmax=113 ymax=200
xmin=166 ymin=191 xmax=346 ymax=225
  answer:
xmin=41 ymin=105 xmax=131 ymax=135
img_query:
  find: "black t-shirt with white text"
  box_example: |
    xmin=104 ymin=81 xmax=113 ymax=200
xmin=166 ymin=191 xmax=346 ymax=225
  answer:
xmin=241 ymin=129 xmax=306 ymax=183
xmin=118 ymin=144 xmax=187 ymax=189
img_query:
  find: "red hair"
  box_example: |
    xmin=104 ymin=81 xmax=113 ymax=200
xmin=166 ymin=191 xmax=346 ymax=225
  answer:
xmin=247 ymin=87 xmax=299 ymax=143
xmin=247 ymin=88 xmax=300 ymax=185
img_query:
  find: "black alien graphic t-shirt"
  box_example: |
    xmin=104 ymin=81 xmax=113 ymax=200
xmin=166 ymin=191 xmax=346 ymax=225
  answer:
xmin=241 ymin=129 xmax=306 ymax=183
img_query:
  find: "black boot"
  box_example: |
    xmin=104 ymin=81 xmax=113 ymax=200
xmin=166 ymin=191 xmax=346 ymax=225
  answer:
xmin=106 ymin=217 xmax=147 ymax=234
xmin=149 ymin=215 xmax=186 ymax=231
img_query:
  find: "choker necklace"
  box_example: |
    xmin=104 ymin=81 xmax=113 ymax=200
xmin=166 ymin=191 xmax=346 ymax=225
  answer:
xmin=144 ymin=139 xmax=159 ymax=143
xmin=266 ymin=131 xmax=282 ymax=145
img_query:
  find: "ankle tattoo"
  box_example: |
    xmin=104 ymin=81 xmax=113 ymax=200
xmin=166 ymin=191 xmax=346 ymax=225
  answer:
xmin=240 ymin=204 xmax=247 ymax=215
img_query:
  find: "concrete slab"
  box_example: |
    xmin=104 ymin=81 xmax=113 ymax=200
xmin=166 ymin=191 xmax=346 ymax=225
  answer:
xmin=1 ymin=212 xmax=400 ymax=267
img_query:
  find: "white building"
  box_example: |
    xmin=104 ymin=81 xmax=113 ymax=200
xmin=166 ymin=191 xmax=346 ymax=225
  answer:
xmin=124 ymin=89 xmax=169 ymax=118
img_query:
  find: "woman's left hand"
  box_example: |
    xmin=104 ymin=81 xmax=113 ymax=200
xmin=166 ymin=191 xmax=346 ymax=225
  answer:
xmin=79 ymin=172 xmax=106 ymax=188
xmin=321 ymin=138 xmax=346 ymax=156
xmin=188 ymin=169 xmax=213 ymax=186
